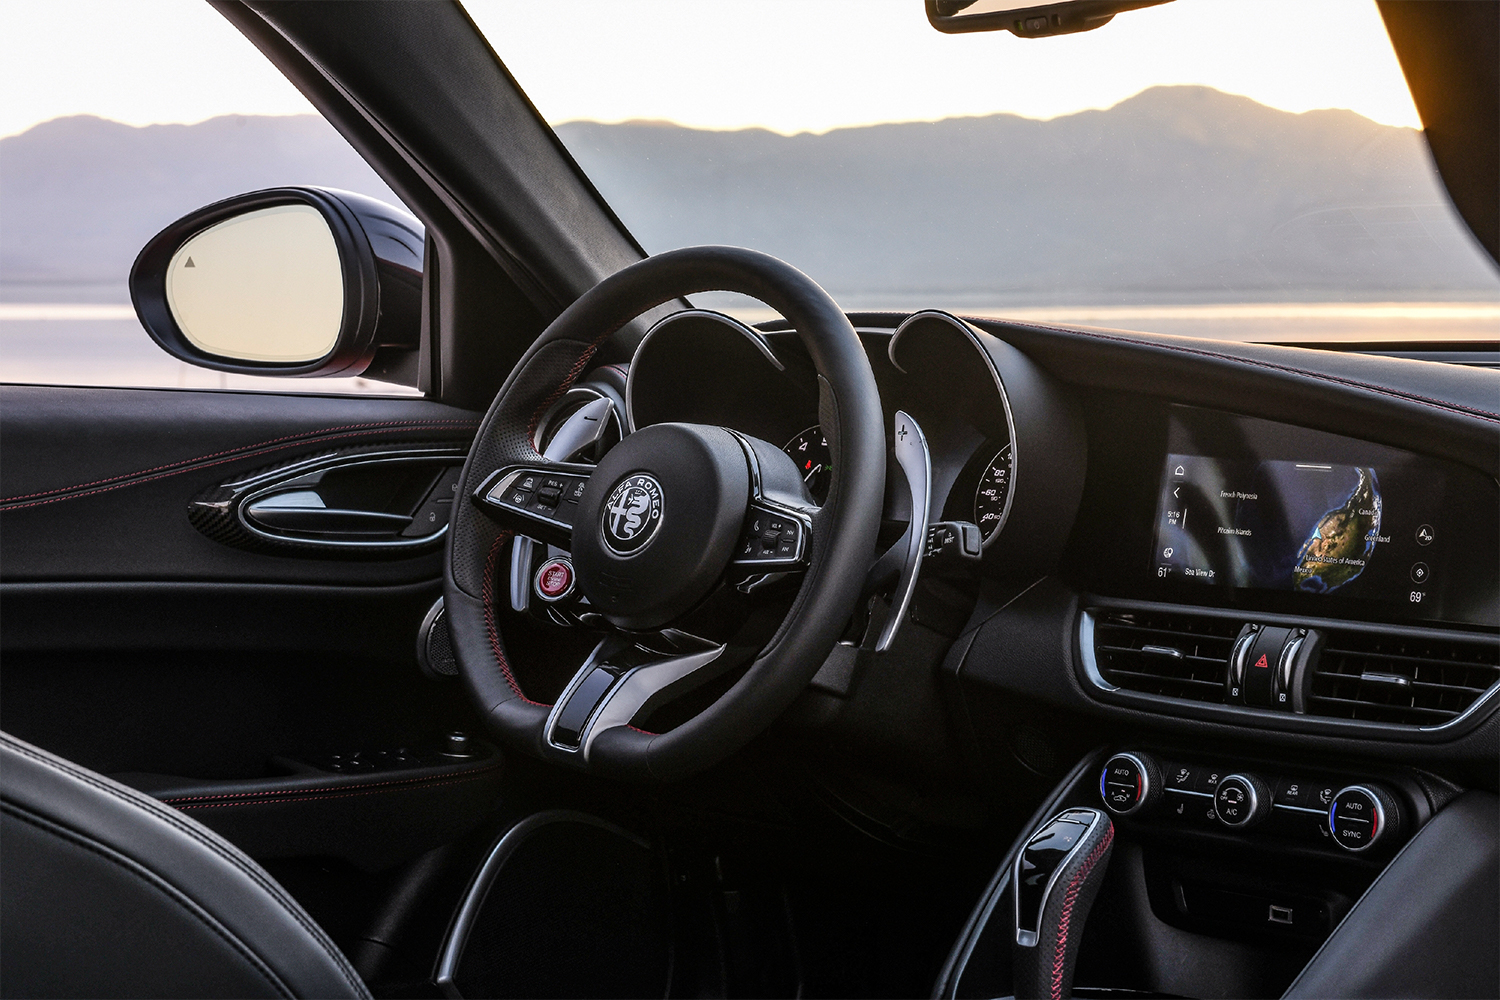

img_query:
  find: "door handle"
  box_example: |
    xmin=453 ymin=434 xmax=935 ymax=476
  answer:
xmin=244 ymin=502 xmax=413 ymax=536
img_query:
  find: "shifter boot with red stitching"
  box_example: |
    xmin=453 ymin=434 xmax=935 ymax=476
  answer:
xmin=1012 ymin=808 xmax=1115 ymax=1000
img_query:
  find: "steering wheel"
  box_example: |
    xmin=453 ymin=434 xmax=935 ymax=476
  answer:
xmin=443 ymin=246 xmax=885 ymax=782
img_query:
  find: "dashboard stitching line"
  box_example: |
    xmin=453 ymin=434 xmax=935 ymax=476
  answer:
xmin=160 ymin=764 xmax=503 ymax=805
xmin=168 ymin=771 xmax=499 ymax=810
xmin=483 ymin=530 xmax=551 ymax=707
xmin=991 ymin=320 xmax=1500 ymax=423
xmin=0 ymin=419 xmax=480 ymax=512
xmin=0 ymin=419 xmax=479 ymax=501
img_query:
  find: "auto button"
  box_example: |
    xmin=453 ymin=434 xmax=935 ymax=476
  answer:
xmin=1328 ymin=785 xmax=1398 ymax=852
xmin=1098 ymin=752 xmax=1160 ymax=816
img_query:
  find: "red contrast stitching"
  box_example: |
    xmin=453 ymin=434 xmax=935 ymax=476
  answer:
xmin=482 ymin=531 xmax=551 ymax=708
xmin=161 ymin=763 xmax=503 ymax=805
xmin=171 ymin=771 xmax=497 ymax=811
xmin=526 ymin=331 xmax=615 ymax=448
xmin=1050 ymin=824 xmax=1114 ymax=1000
xmin=627 ymin=725 xmax=658 ymax=737
xmin=0 ymin=419 xmax=479 ymax=513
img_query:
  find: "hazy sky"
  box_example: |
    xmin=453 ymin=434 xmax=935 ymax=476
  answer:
xmin=1 ymin=0 xmax=1421 ymax=139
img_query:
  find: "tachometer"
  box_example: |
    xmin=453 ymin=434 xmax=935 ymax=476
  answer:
xmin=784 ymin=426 xmax=833 ymax=503
xmin=973 ymin=443 xmax=1013 ymax=540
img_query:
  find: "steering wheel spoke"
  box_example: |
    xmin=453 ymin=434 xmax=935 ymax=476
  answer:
xmin=544 ymin=632 xmax=728 ymax=760
xmin=473 ymin=463 xmax=592 ymax=549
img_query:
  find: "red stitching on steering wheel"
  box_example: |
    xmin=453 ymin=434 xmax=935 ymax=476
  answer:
xmin=526 ymin=331 xmax=615 ymax=449
xmin=482 ymin=531 xmax=551 ymax=707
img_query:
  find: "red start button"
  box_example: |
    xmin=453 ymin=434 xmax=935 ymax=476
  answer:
xmin=535 ymin=558 xmax=574 ymax=601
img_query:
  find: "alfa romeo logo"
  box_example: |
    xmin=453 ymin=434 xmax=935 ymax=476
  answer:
xmin=601 ymin=473 xmax=663 ymax=554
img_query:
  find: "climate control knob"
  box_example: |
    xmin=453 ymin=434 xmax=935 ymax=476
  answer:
xmin=1213 ymin=773 xmax=1270 ymax=829
xmin=1328 ymin=785 xmax=1399 ymax=852
xmin=1099 ymin=752 xmax=1161 ymax=816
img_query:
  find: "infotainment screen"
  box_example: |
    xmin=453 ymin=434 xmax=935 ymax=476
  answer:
xmin=1151 ymin=407 xmax=1497 ymax=623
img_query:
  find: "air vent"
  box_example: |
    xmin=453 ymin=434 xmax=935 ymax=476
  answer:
xmin=1308 ymin=631 xmax=1500 ymax=726
xmin=1093 ymin=610 xmax=1240 ymax=703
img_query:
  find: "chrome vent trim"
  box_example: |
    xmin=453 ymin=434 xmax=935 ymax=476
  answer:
xmin=1090 ymin=609 xmax=1238 ymax=703
xmin=1308 ymin=631 xmax=1500 ymax=726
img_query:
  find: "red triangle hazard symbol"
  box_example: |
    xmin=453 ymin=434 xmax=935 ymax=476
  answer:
xmin=1253 ymin=653 xmax=1269 ymax=668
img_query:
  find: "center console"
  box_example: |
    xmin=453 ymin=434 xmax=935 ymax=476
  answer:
xmin=934 ymin=746 xmax=1496 ymax=1000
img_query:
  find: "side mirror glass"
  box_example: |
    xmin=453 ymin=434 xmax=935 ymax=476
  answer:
xmin=166 ymin=204 xmax=344 ymax=364
xmin=926 ymin=0 xmax=1171 ymax=37
xmin=131 ymin=187 xmax=423 ymax=379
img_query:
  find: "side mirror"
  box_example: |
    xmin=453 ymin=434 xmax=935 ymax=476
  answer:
xmin=130 ymin=187 xmax=423 ymax=379
xmin=926 ymin=0 xmax=1170 ymax=37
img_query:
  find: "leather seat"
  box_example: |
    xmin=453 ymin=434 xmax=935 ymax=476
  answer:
xmin=0 ymin=732 xmax=368 ymax=999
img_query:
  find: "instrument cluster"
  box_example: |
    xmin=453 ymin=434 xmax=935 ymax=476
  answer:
xmin=619 ymin=307 xmax=1085 ymax=578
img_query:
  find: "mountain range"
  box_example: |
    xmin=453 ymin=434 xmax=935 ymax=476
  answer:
xmin=3 ymin=86 xmax=1496 ymax=302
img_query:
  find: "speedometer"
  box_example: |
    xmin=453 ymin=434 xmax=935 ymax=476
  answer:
xmin=973 ymin=443 xmax=1013 ymax=540
xmin=784 ymin=425 xmax=833 ymax=504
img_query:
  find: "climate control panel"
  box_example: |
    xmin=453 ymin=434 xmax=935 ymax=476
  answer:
xmin=1098 ymin=751 xmax=1404 ymax=853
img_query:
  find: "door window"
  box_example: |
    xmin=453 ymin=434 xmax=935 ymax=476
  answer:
xmin=0 ymin=0 xmax=419 ymax=393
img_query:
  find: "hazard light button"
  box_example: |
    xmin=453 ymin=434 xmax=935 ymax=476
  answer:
xmin=1241 ymin=625 xmax=1292 ymax=707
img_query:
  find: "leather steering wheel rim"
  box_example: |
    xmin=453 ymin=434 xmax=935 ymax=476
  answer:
xmin=442 ymin=246 xmax=885 ymax=782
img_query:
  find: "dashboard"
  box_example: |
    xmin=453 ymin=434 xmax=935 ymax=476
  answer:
xmin=525 ymin=303 xmax=1497 ymax=996
xmin=619 ymin=308 xmax=1498 ymax=626
xmin=549 ymin=306 xmax=1498 ymax=759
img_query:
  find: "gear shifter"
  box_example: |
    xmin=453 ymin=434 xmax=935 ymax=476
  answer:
xmin=1013 ymin=808 xmax=1114 ymax=1000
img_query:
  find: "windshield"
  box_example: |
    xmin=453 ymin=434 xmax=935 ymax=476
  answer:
xmin=469 ymin=0 xmax=1500 ymax=344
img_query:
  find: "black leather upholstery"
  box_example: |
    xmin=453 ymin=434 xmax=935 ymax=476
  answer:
xmin=1283 ymin=790 xmax=1499 ymax=1000
xmin=0 ymin=732 xmax=368 ymax=999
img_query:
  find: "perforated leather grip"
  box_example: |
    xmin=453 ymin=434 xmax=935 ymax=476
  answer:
xmin=1013 ymin=808 xmax=1115 ymax=1000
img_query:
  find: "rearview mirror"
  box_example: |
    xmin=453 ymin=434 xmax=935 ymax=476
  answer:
xmin=926 ymin=0 xmax=1171 ymax=36
xmin=130 ymin=187 xmax=423 ymax=380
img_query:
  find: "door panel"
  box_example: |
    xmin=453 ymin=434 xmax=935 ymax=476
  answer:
xmin=0 ymin=384 xmax=479 ymax=583
xmin=0 ymin=383 xmax=495 ymax=876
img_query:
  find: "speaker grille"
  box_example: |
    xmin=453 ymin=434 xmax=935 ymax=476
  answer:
xmin=418 ymin=600 xmax=458 ymax=678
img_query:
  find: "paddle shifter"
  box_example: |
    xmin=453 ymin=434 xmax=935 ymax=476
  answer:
xmin=1013 ymin=807 xmax=1114 ymax=1000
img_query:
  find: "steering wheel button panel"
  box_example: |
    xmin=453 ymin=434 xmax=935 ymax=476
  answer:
xmin=732 ymin=503 xmax=810 ymax=569
xmin=476 ymin=466 xmax=594 ymax=546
